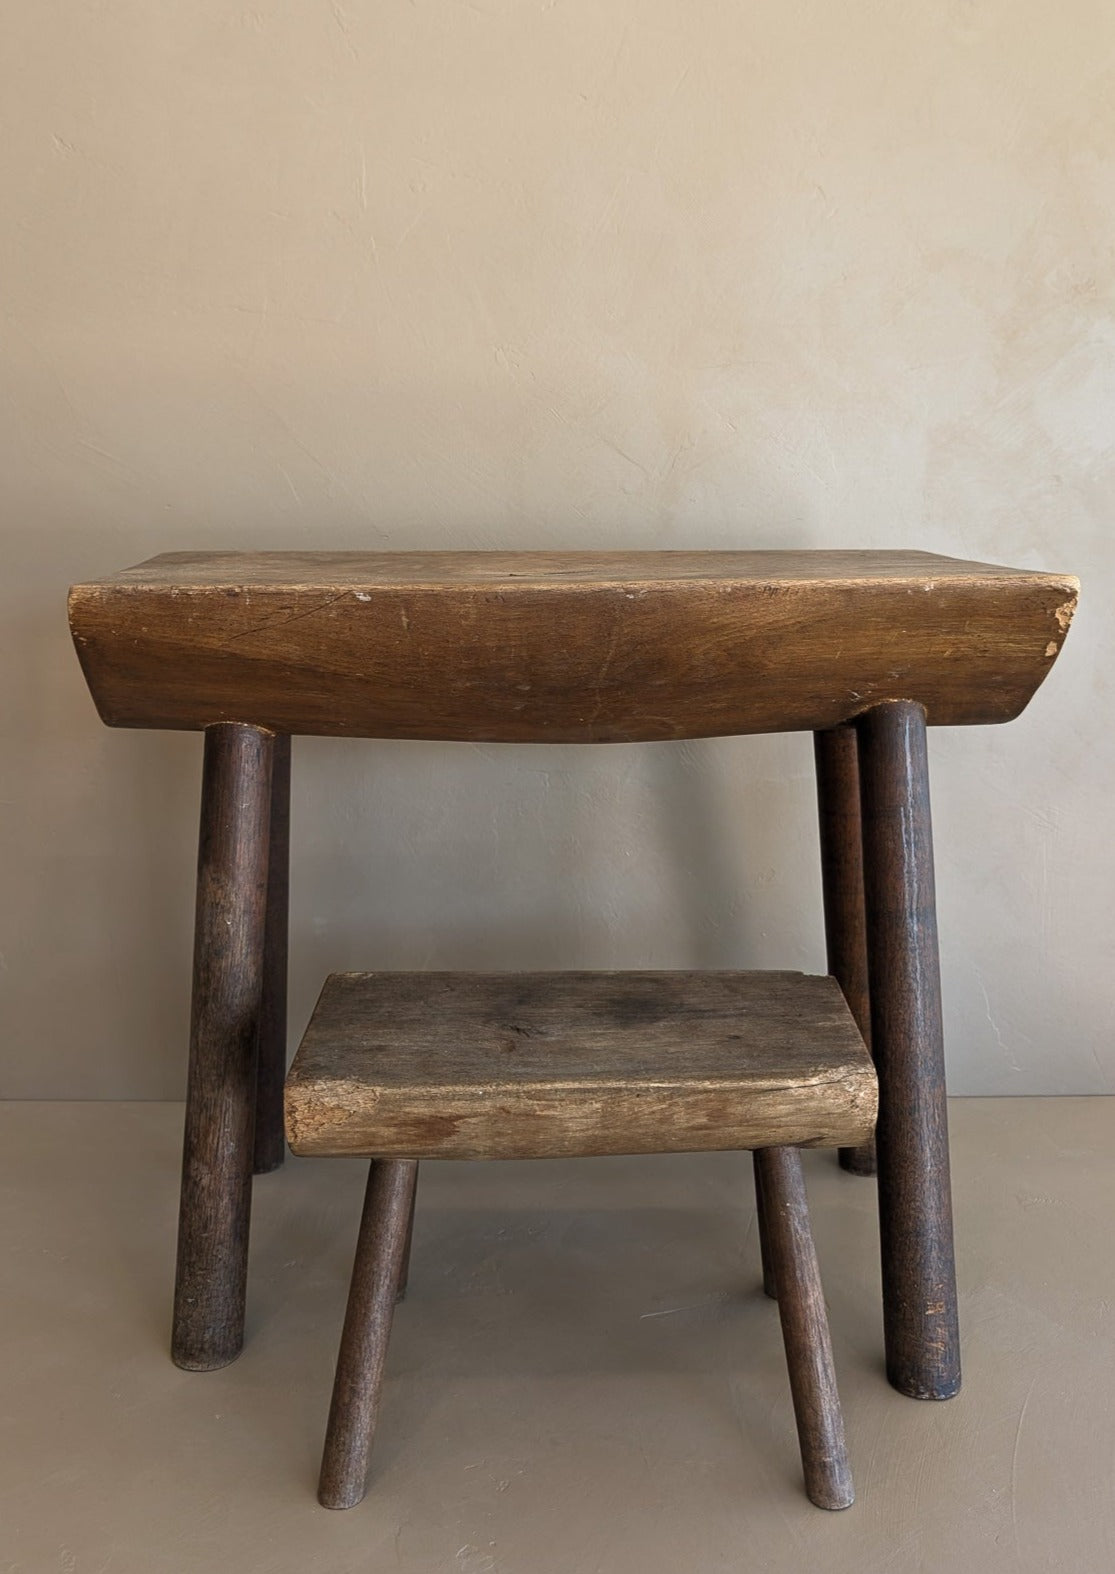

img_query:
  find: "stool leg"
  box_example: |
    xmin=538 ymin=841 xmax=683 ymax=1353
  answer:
xmin=857 ymin=700 xmax=960 ymax=1401
xmin=756 ymin=1147 xmax=854 ymax=1511
xmin=395 ymin=1163 xmax=419 ymax=1303
xmin=254 ymin=735 xmax=291 ymax=1176
xmin=752 ymin=1153 xmax=777 ymax=1300
xmin=319 ymin=1159 xmax=417 ymax=1510
xmin=172 ymin=724 xmax=274 ymax=1371
xmin=814 ymin=725 xmax=875 ymax=1176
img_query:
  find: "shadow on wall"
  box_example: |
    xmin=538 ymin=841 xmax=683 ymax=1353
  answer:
xmin=8 ymin=512 xmax=829 ymax=1098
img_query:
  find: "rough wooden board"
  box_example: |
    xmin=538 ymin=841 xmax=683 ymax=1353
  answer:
xmin=284 ymin=971 xmax=878 ymax=1160
xmin=69 ymin=549 xmax=1078 ymax=741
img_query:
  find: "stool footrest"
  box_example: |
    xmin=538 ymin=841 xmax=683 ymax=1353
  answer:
xmin=284 ymin=970 xmax=876 ymax=1160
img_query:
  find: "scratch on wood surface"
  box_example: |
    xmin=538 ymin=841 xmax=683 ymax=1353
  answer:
xmin=225 ymin=592 xmax=349 ymax=642
xmin=586 ymin=616 xmax=622 ymax=729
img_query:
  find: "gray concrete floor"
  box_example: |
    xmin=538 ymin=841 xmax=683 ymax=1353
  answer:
xmin=2 ymin=1098 xmax=1113 ymax=1573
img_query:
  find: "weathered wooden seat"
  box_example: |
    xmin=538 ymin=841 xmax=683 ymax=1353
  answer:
xmin=285 ymin=971 xmax=877 ymax=1160
xmin=285 ymin=968 xmax=876 ymax=1512
xmin=68 ymin=549 xmax=1075 ymax=742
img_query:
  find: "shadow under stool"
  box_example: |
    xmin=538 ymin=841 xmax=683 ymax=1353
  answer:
xmin=67 ymin=549 xmax=1079 ymax=1404
xmin=284 ymin=969 xmax=878 ymax=1510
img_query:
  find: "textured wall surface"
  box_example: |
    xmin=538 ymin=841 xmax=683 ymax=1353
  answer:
xmin=1 ymin=1 xmax=1109 ymax=1096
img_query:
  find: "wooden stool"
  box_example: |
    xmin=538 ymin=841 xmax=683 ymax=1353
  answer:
xmin=285 ymin=970 xmax=878 ymax=1510
xmin=69 ymin=550 xmax=1078 ymax=1398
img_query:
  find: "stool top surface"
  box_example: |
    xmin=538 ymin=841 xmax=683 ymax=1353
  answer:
xmin=69 ymin=549 xmax=1078 ymax=741
xmin=76 ymin=546 xmax=1066 ymax=589
xmin=284 ymin=969 xmax=878 ymax=1160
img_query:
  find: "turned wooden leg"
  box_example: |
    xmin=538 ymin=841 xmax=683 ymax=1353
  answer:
xmin=752 ymin=1152 xmax=777 ymax=1300
xmin=756 ymin=1147 xmax=854 ymax=1511
xmin=172 ymin=724 xmax=274 ymax=1371
xmin=856 ymin=700 xmax=960 ymax=1401
xmin=254 ymin=735 xmax=291 ymax=1176
xmin=395 ymin=1163 xmax=419 ymax=1304
xmin=814 ymin=726 xmax=875 ymax=1176
xmin=319 ymin=1160 xmax=417 ymax=1510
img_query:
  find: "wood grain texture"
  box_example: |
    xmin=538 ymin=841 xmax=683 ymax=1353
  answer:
xmin=318 ymin=1159 xmax=416 ymax=1510
xmin=172 ymin=723 xmax=273 ymax=1371
xmin=284 ymin=971 xmax=877 ymax=1160
xmin=69 ymin=550 xmax=1078 ymax=742
xmin=814 ymin=726 xmax=876 ymax=1176
xmin=857 ymin=701 xmax=960 ymax=1401
xmin=756 ymin=1146 xmax=854 ymax=1510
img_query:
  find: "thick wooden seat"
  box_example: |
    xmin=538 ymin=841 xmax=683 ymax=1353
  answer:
xmin=284 ymin=970 xmax=877 ymax=1160
xmin=68 ymin=549 xmax=1077 ymax=741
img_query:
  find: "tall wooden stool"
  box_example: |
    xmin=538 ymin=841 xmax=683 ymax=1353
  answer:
xmin=284 ymin=970 xmax=878 ymax=1510
xmin=68 ymin=550 xmax=1078 ymax=1399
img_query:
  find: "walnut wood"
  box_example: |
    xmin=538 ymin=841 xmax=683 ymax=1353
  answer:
xmin=318 ymin=1159 xmax=417 ymax=1510
xmin=172 ymin=724 xmax=274 ymax=1371
xmin=254 ymin=734 xmax=290 ymax=1176
xmin=284 ymin=971 xmax=877 ymax=1161
xmin=69 ymin=550 xmax=1078 ymax=742
xmin=857 ymin=701 xmax=960 ymax=1401
xmin=753 ymin=1152 xmax=778 ymax=1300
xmin=814 ymin=726 xmax=876 ymax=1176
xmin=756 ymin=1146 xmax=854 ymax=1510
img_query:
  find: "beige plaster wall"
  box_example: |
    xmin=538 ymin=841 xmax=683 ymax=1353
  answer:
xmin=1 ymin=1 xmax=1110 ymax=1097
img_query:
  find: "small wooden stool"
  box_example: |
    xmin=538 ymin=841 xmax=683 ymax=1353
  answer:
xmin=285 ymin=970 xmax=878 ymax=1511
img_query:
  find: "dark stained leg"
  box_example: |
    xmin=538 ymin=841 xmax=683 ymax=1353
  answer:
xmin=395 ymin=1163 xmax=419 ymax=1304
xmin=752 ymin=1152 xmax=777 ymax=1300
xmin=856 ymin=700 xmax=960 ymax=1401
xmin=814 ymin=726 xmax=876 ymax=1175
xmin=172 ymin=724 xmax=274 ymax=1372
xmin=254 ymin=735 xmax=291 ymax=1175
xmin=319 ymin=1160 xmax=418 ymax=1510
xmin=755 ymin=1147 xmax=854 ymax=1510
